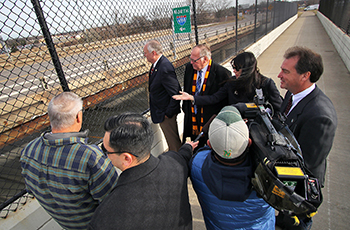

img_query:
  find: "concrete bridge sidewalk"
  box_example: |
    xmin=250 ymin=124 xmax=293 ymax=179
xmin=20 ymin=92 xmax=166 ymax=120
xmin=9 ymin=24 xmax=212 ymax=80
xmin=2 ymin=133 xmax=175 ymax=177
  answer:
xmin=190 ymin=11 xmax=350 ymax=229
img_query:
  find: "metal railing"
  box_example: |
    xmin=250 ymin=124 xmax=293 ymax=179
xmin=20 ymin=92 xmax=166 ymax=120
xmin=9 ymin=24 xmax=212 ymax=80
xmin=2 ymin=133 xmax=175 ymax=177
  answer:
xmin=0 ymin=0 xmax=296 ymax=218
xmin=319 ymin=0 xmax=350 ymax=35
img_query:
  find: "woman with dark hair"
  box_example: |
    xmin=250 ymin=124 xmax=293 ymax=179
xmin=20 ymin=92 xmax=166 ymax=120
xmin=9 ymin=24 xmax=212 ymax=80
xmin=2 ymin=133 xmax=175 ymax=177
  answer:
xmin=174 ymin=52 xmax=282 ymax=114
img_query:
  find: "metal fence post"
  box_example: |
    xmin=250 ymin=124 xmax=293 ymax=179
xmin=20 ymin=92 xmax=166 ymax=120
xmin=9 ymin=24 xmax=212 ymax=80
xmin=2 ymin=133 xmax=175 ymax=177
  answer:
xmin=235 ymin=0 xmax=238 ymax=53
xmin=273 ymin=0 xmax=276 ymax=30
xmin=254 ymin=0 xmax=257 ymax=42
xmin=31 ymin=0 xmax=70 ymax=92
xmin=266 ymin=0 xmax=269 ymax=35
xmin=192 ymin=0 xmax=198 ymax=45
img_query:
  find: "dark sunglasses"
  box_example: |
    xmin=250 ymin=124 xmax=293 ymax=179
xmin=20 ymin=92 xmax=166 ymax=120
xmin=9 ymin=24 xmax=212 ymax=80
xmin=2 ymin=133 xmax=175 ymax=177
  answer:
xmin=101 ymin=143 xmax=138 ymax=157
xmin=230 ymin=60 xmax=240 ymax=71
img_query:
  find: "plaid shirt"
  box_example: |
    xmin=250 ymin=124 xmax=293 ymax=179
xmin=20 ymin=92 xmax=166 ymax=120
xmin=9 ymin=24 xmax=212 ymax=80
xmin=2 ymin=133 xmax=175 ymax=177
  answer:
xmin=20 ymin=131 xmax=118 ymax=230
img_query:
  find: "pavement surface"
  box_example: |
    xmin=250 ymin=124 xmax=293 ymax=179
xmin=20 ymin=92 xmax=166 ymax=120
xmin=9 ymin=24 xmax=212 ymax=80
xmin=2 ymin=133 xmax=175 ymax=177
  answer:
xmin=189 ymin=11 xmax=350 ymax=230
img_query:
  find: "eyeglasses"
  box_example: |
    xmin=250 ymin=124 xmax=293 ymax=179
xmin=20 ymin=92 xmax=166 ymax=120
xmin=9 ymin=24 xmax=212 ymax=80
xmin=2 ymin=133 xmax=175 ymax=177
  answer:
xmin=189 ymin=56 xmax=204 ymax=63
xmin=232 ymin=65 xmax=239 ymax=71
xmin=101 ymin=143 xmax=138 ymax=157
xmin=230 ymin=60 xmax=239 ymax=71
xmin=231 ymin=64 xmax=239 ymax=71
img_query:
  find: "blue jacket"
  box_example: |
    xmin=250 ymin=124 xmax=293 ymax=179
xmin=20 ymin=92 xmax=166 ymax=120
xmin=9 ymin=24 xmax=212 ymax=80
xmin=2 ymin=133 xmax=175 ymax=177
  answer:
xmin=190 ymin=147 xmax=275 ymax=230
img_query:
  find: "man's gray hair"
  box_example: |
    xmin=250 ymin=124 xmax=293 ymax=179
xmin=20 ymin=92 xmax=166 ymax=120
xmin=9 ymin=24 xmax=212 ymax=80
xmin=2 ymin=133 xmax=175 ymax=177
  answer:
xmin=196 ymin=44 xmax=211 ymax=59
xmin=146 ymin=40 xmax=163 ymax=55
xmin=48 ymin=92 xmax=83 ymax=130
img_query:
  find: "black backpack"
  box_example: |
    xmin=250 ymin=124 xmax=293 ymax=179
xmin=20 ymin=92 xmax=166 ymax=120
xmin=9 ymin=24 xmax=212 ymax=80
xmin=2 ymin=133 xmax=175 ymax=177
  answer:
xmin=232 ymin=93 xmax=322 ymax=218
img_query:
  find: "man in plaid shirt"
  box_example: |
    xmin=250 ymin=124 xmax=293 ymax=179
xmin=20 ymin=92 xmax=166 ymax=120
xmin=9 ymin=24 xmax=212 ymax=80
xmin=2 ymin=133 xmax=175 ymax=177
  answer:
xmin=20 ymin=92 xmax=118 ymax=230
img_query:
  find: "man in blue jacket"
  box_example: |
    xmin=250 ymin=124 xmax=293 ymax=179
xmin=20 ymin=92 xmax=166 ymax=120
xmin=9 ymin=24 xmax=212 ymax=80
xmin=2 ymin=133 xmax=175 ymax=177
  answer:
xmin=190 ymin=106 xmax=275 ymax=230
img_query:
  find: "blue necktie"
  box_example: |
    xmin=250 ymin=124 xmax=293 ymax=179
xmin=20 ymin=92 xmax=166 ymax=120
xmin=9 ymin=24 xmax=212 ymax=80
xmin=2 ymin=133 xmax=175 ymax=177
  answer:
xmin=194 ymin=71 xmax=202 ymax=114
xmin=196 ymin=71 xmax=202 ymax=96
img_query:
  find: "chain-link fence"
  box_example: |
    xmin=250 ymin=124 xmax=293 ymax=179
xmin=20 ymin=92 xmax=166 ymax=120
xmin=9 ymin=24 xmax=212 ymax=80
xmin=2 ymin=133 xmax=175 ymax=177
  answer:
xmin=0 ymin=0 xmax=296 ymax=218
xmin=319 ymin=0 xmax=350 ymax=35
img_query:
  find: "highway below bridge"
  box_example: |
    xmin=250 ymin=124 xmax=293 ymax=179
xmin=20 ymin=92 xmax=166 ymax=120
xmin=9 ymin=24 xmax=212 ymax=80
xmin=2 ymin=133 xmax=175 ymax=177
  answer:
xmin=0 ymin=14 xmax=270 ymax=144
xmin=1 ymin=14 xmax=262 ymax=103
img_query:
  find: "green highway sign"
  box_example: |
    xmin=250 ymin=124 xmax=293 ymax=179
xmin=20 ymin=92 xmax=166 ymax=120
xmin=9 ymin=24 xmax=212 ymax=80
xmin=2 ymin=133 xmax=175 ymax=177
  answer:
xmin=173 ymin=6 xmax=191 ymax=34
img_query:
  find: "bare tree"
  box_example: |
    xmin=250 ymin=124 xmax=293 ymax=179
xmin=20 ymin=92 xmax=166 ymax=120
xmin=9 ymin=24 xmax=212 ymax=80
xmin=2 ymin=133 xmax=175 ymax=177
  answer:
xmin=131 ymin=16 xmax=151 ymax=33
xmin=187 ymin=0 xmax=214 ymax=24
xmin=149 ymin=4 xmax=172 ymax=30
xmin=209 ymin=0 xmax=231 ymax=20
xmin=187 ymin=0 xmax=210 ymax=15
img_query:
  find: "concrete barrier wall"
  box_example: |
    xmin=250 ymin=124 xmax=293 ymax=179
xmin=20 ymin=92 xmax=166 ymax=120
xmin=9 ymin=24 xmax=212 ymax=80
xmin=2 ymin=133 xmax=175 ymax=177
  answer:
xmin=317 ymin=12 xmax=350 ymax=73
xmin=0 ymin=14 xmax=298 ymax=230
xmin=222 ymin=14 xmax=298 ymax=71
xmin=247 ymin=14 xmax=298 ymax=59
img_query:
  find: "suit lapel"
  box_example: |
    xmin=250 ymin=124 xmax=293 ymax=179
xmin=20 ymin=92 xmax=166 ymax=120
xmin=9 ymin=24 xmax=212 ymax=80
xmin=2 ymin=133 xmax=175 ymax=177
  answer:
xmin=149 ymin=56 xmax=163 ymax=87
xmin=153 ymin=56 xmax=163 ymax=74
xmin=286 ymin=86 xmax=319 ymax=128
xmin=149 ymin=66 xmax=154 ymax=90
xmin=202 ymin=62 xmax=215 ymax=95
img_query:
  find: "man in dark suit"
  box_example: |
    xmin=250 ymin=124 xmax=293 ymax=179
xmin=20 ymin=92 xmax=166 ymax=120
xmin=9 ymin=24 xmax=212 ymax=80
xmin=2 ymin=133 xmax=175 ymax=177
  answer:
xmin=144 ymin=40 xmax=182 ymax=151
xmin=182 ymin=44 xmax=231 ymax=147
xmin=88 ymin=113 xmax=198 ymax=230
xmin=276 ymin=46 xmax=337 ymax=230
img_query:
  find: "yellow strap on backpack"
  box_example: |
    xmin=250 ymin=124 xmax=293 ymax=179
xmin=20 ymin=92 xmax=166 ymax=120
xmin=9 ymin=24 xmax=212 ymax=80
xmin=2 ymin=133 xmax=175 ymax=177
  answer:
xmin=292 ymin=216 xmax=300 ymax=226
xmin=307 ymin=211 xmax=318 ymax=218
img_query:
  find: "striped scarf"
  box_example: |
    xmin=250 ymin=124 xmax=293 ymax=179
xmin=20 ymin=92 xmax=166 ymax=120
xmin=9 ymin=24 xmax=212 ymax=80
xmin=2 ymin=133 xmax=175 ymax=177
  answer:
xmin=191 ymin=59 xmax=212 ymax=136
